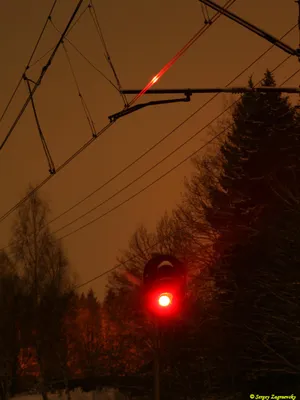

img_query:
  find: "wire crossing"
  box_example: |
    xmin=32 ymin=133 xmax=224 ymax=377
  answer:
xmin=30 ymin=4 xmax=91 ymax=69
xmin=0 ymin=0 xmax=86 ymax=152
xmin=0 ymin=0 xmax=233 ymax=224
xmin=62 ymin=41 xmax=97 ymax=138
xmin=0 ymin=0 xmax=59 ymax=127
xmin=56 ymin=67 xmax=300 ymax=244
xmin=0 ymin=23 xmax=296 ymax=231
xmin=44 ymin=24 xmax=297 ymax=231
xmin=24 ymin=75 xmax=56 ymax=174
xmin=88 ymin=1 xmax=128 ymax=107
xmin=0 ymin=45 xmax=297 ymax=253
xmin=127 ymin=0 xmax=237 ymax=108
xmin=50 ymin=19 xmax=119 ymax=92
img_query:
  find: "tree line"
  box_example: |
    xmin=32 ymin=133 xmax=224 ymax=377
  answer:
xmin=1 ymin=70 xmax=300 ymax=399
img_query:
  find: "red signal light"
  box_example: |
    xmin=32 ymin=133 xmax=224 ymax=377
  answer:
xmin=158 ymin=292 xmax=173 ymax=307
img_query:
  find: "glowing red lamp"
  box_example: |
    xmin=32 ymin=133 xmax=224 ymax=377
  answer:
xmin=158 ymin=292 xmax=173 ymax=307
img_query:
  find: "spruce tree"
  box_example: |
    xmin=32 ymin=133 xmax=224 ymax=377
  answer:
xmin=200 ymin=70 xmax=300 ymax=392
xmin=205 ymin=70 xmax=296 ymax=253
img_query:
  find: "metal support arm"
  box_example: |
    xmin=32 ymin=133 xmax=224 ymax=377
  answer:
xmin=198 ymin=0 xmax=300 ymax=60
xmin=121 ymin=87 xmax=300 ymax=95
xmin=108 ymin=93 xmax=191 ymax=122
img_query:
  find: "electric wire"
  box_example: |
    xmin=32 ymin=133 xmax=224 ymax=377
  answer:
xmin=62 ymin=42 xmax=97 ymax=137
xmin=30 ymin=3 xmax=90 ymax=69
xmin=44 ymin=25 xmax=297 ymax=230
xmin=50 ymin=19 xmax=119 ymax=92
xmin=0 ymin=25 xmax=295 ymax=234
xmin=53 ymin=56 xmax=294 ymax=241
xmin=0 ymin=0 xmax=86 ymax=152
xmin=74 ymin=68 xmax=300 ymax=289
xmin=0 ymin=0 xmax=237 ymax=225
xmin=128 ymin=0 xmax=237 ymax=107
xmin=201 ymin=2 xmax=211 ymax=24
xmin=281 ymin=67 xmax=300 ymax=83
xmin=0 ymin=0 xmax=59 ymax=126
xmin=0 ymin=121 xmax=115 ymax=226
xmin=25 ymin=76 xmax=56 ymax=173
xmin=88 ymin=1 xmax=128 ymax=107
xmin=0 ymin=53 xmax=297 ymax=253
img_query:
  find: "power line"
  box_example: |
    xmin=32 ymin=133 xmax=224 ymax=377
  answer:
xmin=199 ymin=0 xmax=300 ymax=59
xmin=127 ymin=0 xmax=237 ymax=107
xmin=45 ymin=25 xmax=296 ymax=231
xmin=25 ymin=76 xmax=56 ymax=174
xmin=61 ymin=41 xmax=97 ymax=137
xmin=0 ymin=121 xmax=114 ymax=225
xmin=0 ymin=25 xmax=295 ymax=245
xmin=29 ymin=3 xmax=91 ymax=69
xmin=0 ymin=0 xmax=59 ymax=127
xmin=88 ymin=0 xmax=128 ymax=106
xmin=55 ymin=58 xmax=296 ymax=242
xmin=0 ymin=0 xmax=86 ymax=152
xmin=0 ymin=0 xmax=235 ymax=226
xmin=74 ymin=68 xmax=300 ymax=290
xmin=50 ymin=19 xmax=119 ymax=92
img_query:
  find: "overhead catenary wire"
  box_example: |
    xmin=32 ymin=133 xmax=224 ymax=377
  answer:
xmin=74 ymin=67 xmax=300 ymax=289
xmin=43 ymin=25 xmax=297 ymax=230
xmin=24 ymin=75 xmax=56 ymax=174
xmin=0 ymin=0 xmax=86 ymax=152
xmin=88 ymin=0 xmax=128 ymax=107
xmin=0 ymin=0 xmax=59 ymax=127
xmin=0 ymin=121 xmax=115 ymax=226
xmin=30 ymin=4 xmax=91 ymax=69
xmin=50 ymin=19 xmax=119 ymax=92
xmin=200 ymin=2 xmax=211 ymax=24
xmin=61 ymin=41 xmax=97 ymax=138
xmin=0 ymin=0 xmax=235 ymax=226
xmin=54 ymin=61 xmax=296 ymax=241
xmin=127 ymin=0 xmax=237 ymax=108
xmin=0 ymin=55 xmax=297 ymax=253
xmin=0 ymin=24 xmax=296 ymax=235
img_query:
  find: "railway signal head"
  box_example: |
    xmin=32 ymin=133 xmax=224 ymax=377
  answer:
xmin=143 ymin=254 xmax=186 ymax=319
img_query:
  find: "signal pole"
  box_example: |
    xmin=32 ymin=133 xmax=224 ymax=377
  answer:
xmin=296 ymin=0 xmax=300 ymax=49
xmin=153 ymin=318 xmax=160 ymax=400
xmin=143 ymin=254 xmax=187 ymax=400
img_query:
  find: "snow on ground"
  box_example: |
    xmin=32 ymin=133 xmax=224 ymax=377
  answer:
xmin=12 ymin=388 xmax=128 ymax=400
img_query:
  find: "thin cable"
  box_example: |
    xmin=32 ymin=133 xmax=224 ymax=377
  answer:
xmin=0 ymin=0 xmax=86 ymax=152
xmin=62 ymin=42 xmax=97 ymax=137
xmin=281 ymin=67 xmax=300 ymax=84
xmin=45 ymin=26 xmax=296 ymax=229
xmin=27 ymin=0 xmax=59 ymax=67
xmin=128 ymin=0 xmax=237 ymax=107
xmin=30 ymin=4 xmax=90 ymax=69
xmin=75 ymin=105 xmax=300 ymax=291
xmin=0 ymin=121 xmax=115 ymax=225
xmin=59 ymin=69 xmax=299 ymax=268
xmin=201 ymin=2 xmax=211 ymax=24
xmin=205 ymin=4 xmax=211 ymax=23
xmin=25 ymin=76 xmax=56 ymax=174
xmin=0 ymin=56 xmax=296 ymax=253
xmin=53 ymin=56 xmax=293 ymax=239
xmin=50 ymin=20 xmax=119 ymax=91
xmin=0 ymin=0 xmax=59 ymax=126
xmin=88 ymin=1 xmax=128 ymax=106
xmin=2 ymin=64 xmax=297 ymax=257
xmin=0 ymin=25 xmax=295 ymax=230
